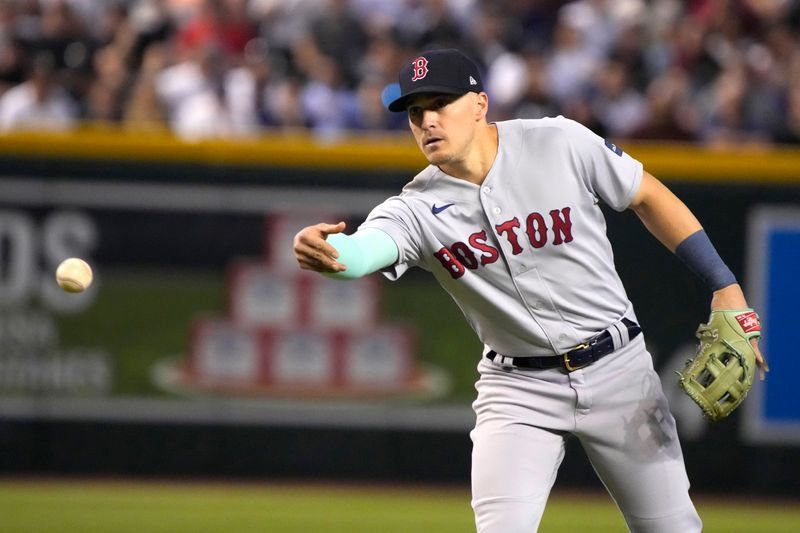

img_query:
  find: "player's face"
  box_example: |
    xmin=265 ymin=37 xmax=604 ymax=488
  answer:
xmin=406 ymin=93 xmax=478 ymax=167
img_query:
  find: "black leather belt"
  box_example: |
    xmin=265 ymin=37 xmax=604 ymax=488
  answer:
xmin=485 ymin=318 xmax=641 ymax=372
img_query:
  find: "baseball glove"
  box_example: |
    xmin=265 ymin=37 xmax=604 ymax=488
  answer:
xmin=678 ymin=309 xmax=761 ymax=422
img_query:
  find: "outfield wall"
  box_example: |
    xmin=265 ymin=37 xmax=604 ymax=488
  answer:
xmin=0 ymin=130 xmax=798 ymax=495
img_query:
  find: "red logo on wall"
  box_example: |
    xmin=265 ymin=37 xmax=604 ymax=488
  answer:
xmin=411 ymin=57 xmax=429 ymax=81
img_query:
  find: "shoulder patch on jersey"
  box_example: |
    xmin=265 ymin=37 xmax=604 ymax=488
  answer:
xmin=604 ymin=139 xmax=623 ymax=156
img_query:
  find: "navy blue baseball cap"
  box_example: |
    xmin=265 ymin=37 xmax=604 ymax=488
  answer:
xmin=387 ymin=49 xmax=484 ymax=112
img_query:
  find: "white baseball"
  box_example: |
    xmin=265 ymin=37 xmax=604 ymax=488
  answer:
xmin=56 ymin=258 xmax=93 ymax=293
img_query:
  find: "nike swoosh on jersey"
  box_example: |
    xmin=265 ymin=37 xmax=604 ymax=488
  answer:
xmin=431 ymin=203 xmax=455 ymax=215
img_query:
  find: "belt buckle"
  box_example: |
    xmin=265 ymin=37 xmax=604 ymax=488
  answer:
xmin=496 ymin=354 xmax=515 ymax=370
xmin=563 ymin=343 xmax=590 ymax=372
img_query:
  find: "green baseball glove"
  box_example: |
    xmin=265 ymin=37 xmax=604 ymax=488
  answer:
xmin=678 ymin=309 xmax=761 ymax=422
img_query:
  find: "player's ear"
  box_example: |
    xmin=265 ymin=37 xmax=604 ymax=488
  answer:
xmin=474 ymin=92 xmax=489 ymax=121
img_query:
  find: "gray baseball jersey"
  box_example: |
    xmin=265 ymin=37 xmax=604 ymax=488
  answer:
xmin=360 ymin=116 xmax=643 ymax=356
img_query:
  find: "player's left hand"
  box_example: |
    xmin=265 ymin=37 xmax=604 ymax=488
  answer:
xmin=678 ymin=283 xmax=770 ymax=422
xmin=710 ymin=284 xmax=769 ymax=375
xmin=679 ymin=306 xmax=762 ymax=421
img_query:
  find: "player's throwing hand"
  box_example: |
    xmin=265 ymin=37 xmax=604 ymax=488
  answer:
xmin=293 ymin=221 xmax=347 ymax=273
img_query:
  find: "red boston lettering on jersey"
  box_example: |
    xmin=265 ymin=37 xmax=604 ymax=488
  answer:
xmin=411 ymin=57 xmax=429 ymax=81
xmin=436 ymin=207 xmax=574 ymax=280
xmin=434 ymin=246 xmax=466 ymax=279
xmin=495 ymin=218 xmax=523 ymax=255
xmin=468 ymin=230 xmax=500 ymax=265
xmin=451 ymin=242 xmax=479 ymax=270
xmin=525 ymin=212 xmax=548 ymax=249
xmin=550 ymin=207 xmax=573 ymax=245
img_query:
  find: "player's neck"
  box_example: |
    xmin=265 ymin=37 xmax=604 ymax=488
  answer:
xmin=439 ymin=123 xmax=498 ymax=185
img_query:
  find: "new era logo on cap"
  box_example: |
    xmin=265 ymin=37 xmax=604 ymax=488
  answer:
xmin=388 ymin=49 xmax=484 ymax=112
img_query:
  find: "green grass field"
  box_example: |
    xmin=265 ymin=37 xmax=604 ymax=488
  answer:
xmin=1 ymin=479 xmax=798 ymax=532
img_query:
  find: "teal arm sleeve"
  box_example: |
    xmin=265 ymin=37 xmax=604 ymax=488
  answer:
xmin=324 ymin=228 xmax=399 ymax=280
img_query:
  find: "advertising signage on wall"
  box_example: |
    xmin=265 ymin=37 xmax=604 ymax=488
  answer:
xmin=155 ymin=212 xmax=441 ymax=399
xmin=0 ymin=209 xmax=111 ymax=394
xmin=0 ymin=177 xmax=449 ymax=408
xmin=1 ymin=175 xmax=800 ymax=448
xmin=743 ymin=207 xmax=800 ymax=444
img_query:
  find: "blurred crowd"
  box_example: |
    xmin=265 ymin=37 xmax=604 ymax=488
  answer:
xmin=1 ymin=0 xmax=799 ymax=144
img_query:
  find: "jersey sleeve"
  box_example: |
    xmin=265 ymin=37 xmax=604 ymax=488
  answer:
xmin=560 ymin=117 xmax=644 ymax=211
xmin=358 ymin=196 xmax=425 ymax=280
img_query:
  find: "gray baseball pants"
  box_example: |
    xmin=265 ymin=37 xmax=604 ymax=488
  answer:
xmin=470 ymin=335 xmax=702 ymax=532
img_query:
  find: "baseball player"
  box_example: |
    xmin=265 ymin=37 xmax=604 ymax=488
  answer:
xmin=293 ymin=49 xmax=767 ymax=532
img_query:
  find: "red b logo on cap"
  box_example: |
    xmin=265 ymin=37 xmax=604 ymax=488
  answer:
xmin=411 ymin=56 xmax=428 ymax=81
